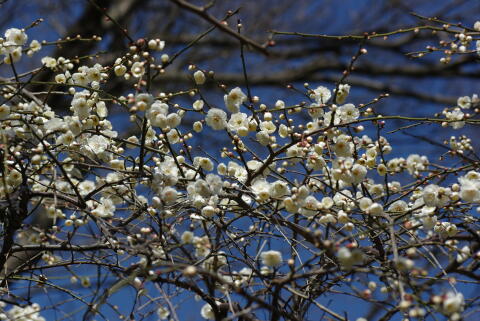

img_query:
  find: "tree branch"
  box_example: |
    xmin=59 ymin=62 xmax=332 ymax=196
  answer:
xmin=169 ymin=0 xmax=269 ymax=55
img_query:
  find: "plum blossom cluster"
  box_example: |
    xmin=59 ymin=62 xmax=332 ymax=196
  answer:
xmin=0 ymin=21 xmax=479 ymax=321
xmin=0 ymin=303 xmax=45 ymax=321
xmin=440 ymin=93 xmax=480 ymax=129
xmin=0 ymin=27 xmax=41 ymax=64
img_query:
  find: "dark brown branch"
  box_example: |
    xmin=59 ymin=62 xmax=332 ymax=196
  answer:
xmin=169 ymin=0 xmax=269 ymax=55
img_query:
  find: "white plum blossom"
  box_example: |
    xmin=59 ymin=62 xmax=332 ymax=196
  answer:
xmin=275 ymin=100 xmax=285 ymax=109
xmin=72 ymin=97 xmax=90 ymax=119
xmin=260 ymin=250 xmax=283 ymax=267
xmin=259 ymin=120 xmax=276 ymax=134
xmin=3 ymin=46 xmax=21 ymax=63
xmin=446 ymin=108 xmax=465 ymax=129
xmin=310 ymin=86 xmax=331 ymax=104
xmin=306 ymin=152 xmax=326 ymax=170
xmin=191 ymin=121 xmax=202 ymax=132
xmin=131 ymin=61 xmax=145 ymax=78
xmin=334 ymin=83 xmax=351 ymax=104
xmin=86 ymin=135 xmax=110 ymax=154
xmin=228 ymin=112 xmax=249 ymax=133
xmin=337 ymin=247 xmax=363 ymax=269
xmin=224 ymin=87 xmax=247 ymax=113
xmin=226 ymin=161 xmax=248 ymax=182
xmin=269 ymin=180 xmax=290 ymax=198
xmin=135 ymin=93 xmax=154 ymax=111
xmin=367 ymin=202 xmax=384 ymax=216
xmin=420 ymin=208 xmax=437 ymax=230
xmin=96 ymin=101 xmax=108 ymax=118
xmin=5 ymin=28 xmax=28 ymax=45
xmin=286 ymin=145 xmax=305 ymax=163
xmin=300 ymin=195 xmax=319 ymax=217
xmin=203 ymin=252 xmax=227 ymax=271
xmin=92 ymin=197 xmax=116 ymax=217
xmin=457 ymin=96 xmax=471 ymax=109
xmin=256 ymin=130 xmax=270 ymax=146
xmin=387 ymin=200 xmax=408 ymax=213
xmin=334 ymin=135 xmax=353 ymax=157
xmin=321 ymin=197 xmax=334 ymax=209
xmin=406 ymin=154 xmax=429 ymax=175
xmin=338 ymin=103 xmax=359 ymax=122
xmin=296 ymin=186 xmax=310 ymax=201
xmin=193 ymin=99 xmax=204 ymax=111
xmin=55 ymin=73 xmax=66 ymax=84
xmin=252 ymin=179 xmax=271 ymax=201
xmin=350 ymin=164 xmax=367 ymax=184
xmin=247 ymin=159 xmax=274 ymax=177
xmin=57 ymin=131 xmax=75 ymax=145
xmin=194 ymin=70 xmax=206 ymax=85
xmin=41 ymin=56 xmax=57 ymax=68
xmin=181 ymin=231 xmax=194 ymax=243
xmin=457 ymin=246 xmax=471 ymax=263
xmin=200 ymin=303 xmax=215 ymax=320
xmin=114 ymin=64 xmax=127 ymax=76
xmin=206 ymin=108 xmax=227 ymax=130
xmin=147 ymin=101 xmax=169 ymax=127
xmin=161 ymin=186 xmax=178 ymax=204
xmin=86 ymin=65 xmax=103 ymax=82
xmin=0 ymin=104 xmax=10 ymax=120
xmin=458 ymin=175 xmax=480 ymax=202
xmin=167 ymin=113 xmax=181 ymax=128
xmin=319 ymin=213 xmax=336 ymax=224
xmin=443 ymin=292 xmax=464 ymax=315
xmin=368 ymin=184 xmax=385 ymax=196
xmin=78 ymin=180 xmax=96 ymax=196
xmin=422 ymin=184 xmax=451 ymax=207
xmin=72 ymin=72 xmax=89 ymax=86
xmin=148 ymin=38 xmax=165 ymax=51
xmin=323 ymin=110 xmax=340 ymax=126
xmin=194 ymin=157 xmax=214 ymax=171
xmin=157 ymin=307 xmax=170 ymax=320
xmin=307 ymin=102 xmax=324 ymax=119
xmin=201 ymin=205 xmax=215 ymax=218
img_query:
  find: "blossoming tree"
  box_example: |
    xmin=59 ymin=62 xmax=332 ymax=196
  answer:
xmin=0 ymin=3 xmax=480 ymax=321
